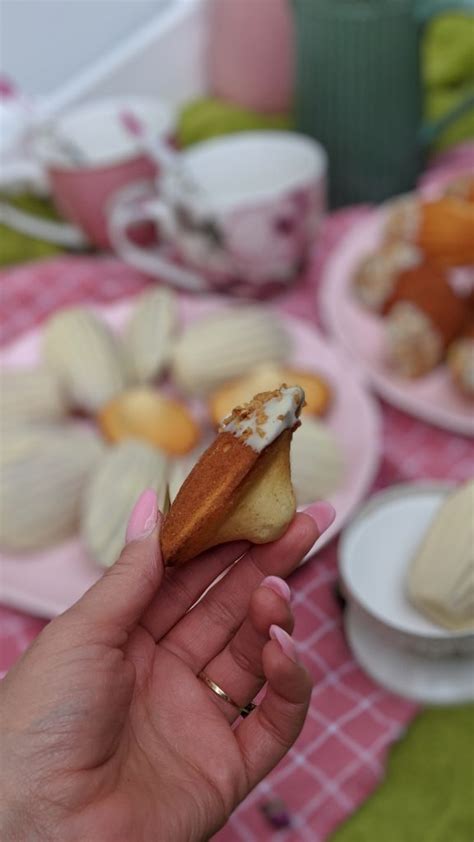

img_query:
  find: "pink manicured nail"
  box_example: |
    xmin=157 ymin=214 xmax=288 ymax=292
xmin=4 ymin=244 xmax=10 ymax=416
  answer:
xmin=126 ymin=488 xmax=158 ymax=542
xmin=261 ymin=576 xmax=291 ymax=603
xmin=303 ymin=501 xmax=336 ymax=535
xmin=269 ymin=625 xmax=299 ymax=663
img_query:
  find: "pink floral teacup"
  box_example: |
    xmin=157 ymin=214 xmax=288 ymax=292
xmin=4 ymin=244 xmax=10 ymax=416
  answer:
xmin=108 ymin=132 xmax=327 ymax=296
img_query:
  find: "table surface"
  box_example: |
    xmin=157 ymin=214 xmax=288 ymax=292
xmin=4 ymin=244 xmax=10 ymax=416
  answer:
xmin=1 ymin=207 xmax=473 ymax=842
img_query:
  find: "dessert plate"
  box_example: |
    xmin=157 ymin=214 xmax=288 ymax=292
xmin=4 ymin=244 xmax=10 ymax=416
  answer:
xmin=0 ymin=295 xmax=381 ymax=617
xmin=319 ymin=210 xmax=474 ymax=437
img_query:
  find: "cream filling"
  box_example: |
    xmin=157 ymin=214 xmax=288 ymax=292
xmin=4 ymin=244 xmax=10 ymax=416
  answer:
xmin=220 ymin=385 xmax=305 ymax=453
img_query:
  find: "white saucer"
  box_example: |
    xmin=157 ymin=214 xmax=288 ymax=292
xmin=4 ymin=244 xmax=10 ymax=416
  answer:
xmin=345 ymin=604 xmax=474 ymax=705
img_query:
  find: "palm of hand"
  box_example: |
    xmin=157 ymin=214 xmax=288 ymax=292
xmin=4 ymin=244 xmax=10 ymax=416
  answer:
xmin=1 ymin=514 xmax=319 ymax=842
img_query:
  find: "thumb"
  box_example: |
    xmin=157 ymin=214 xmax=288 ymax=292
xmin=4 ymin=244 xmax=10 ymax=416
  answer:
xmin=74 ymin=489 xmax=164 ymax=632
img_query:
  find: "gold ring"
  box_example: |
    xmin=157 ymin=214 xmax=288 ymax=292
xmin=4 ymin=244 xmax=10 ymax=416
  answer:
xmin=198 ymin=671 xmax=256 ymax=718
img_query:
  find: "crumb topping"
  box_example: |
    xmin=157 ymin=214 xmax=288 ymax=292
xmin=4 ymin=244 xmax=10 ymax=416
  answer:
xmin=220 ymin=384 xmax=305 ymax=453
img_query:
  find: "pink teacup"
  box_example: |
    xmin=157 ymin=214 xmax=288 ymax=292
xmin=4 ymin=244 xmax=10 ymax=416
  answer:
xmin=109 ymin=131 xmax=327 ymax=296
xmin=8 ymin=97 xmax=174 ymax=249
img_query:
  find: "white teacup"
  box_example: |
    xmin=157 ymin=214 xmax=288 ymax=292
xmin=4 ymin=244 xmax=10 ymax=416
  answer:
xmin=108 ymin=132 xmax=327 ymax=296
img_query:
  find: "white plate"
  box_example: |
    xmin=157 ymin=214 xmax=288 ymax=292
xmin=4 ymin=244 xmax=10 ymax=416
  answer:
xmin=319 ymin=210 xmax=474 ymax=437
xmin=0 ymin=296 xmax=381 ymax=618
xmin=346 ymin=605 xmax=474 ymax=705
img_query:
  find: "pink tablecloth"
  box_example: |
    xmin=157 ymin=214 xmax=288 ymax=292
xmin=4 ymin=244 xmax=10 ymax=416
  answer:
xmin=1 ymin=209 xmax=473 ymax=842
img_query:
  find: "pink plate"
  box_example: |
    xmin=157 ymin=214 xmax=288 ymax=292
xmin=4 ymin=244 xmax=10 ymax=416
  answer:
xmin=319 ymin=211 xmax=474 ymax=438
xmin=0 ymin=297 xmax=381 ymax=618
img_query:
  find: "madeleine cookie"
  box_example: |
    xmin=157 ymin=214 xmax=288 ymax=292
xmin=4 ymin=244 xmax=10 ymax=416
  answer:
xmin=161 ymin=385 xmax=305 ymax=566
xmin=98 ymin=387 xmax=200 ymax=456
xmin=208 ymin=364 xmax=331 ymax=424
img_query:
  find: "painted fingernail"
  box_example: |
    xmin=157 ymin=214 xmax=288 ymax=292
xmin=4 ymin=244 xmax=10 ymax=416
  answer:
xmin=269 ymin=625 xmax=299 ymax=663
xmin=126 ymin=488 xmax=158 ymax=543
xmin=261 ymin=576 xmax=291 ymax=603
xmin=303 ymin=501 xmax=336 ymax=535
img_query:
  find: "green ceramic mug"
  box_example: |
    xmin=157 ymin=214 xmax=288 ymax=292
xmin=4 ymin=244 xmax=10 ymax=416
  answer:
xmin=293 ymin=0 xmax=474 ymax=206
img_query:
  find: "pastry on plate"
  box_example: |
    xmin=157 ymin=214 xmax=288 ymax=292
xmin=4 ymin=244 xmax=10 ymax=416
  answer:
xmin=447 ymin=320 xmax=474 ymax=399
xmin=124 ymin=287 xmax=176 ymax=383
xmin=82 ymin=440 xmax=168 ymax=568
xmin=353 ymin=242 xmax=422 ymax=313
xmin=443 ymin=173 xmax=474 ymax=203
xmin=407 ymin=480 xmax=474 ymax=631
xmin=161 ymin=385 xmax=305 ymax=566
xmin=208 ymin=363 xmax=331 ymax=424
xmin=0 ymin=366 xmax=67 ymax=426
xmin=290 ymin=416 xmax=345 ymax=506
xmin=384 ymin=195 xmax=474 ymax=267
xmin=385 ymin=268 xmax=468 ymax=376
xmin=170 ymin=307 xmax=291 ymax=395
xmin=0 ymin=424 xmax=104 ymax=551
xmin=43 ymin=307 xmax=128 ymax=412
xmin=98 ymin=386 xmax=200 ymax=456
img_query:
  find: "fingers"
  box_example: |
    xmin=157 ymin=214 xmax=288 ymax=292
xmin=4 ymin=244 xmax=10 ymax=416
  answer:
xmin=235 ymin=630 xmax=313 ymax=790
xmin=199 ymin=578 xmax=293 ymax=723
xmin=140 ymin=540 xmax=249 ymax=641
xmin=163 ymin=511 xmax=321 ymax=670
xmin=71 ymin=489 xmax=163 ymax=634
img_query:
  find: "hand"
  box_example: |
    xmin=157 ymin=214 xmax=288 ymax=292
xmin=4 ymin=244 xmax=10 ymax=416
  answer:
xmin=0 ymin=490 xmax=334 ymax=842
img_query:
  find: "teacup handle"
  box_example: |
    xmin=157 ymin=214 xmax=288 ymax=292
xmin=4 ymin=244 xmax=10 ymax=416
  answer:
xmin=109 ymin=189 xmax=207 ymax=292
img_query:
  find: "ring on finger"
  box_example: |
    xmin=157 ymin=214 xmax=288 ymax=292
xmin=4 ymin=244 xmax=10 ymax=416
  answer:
xmin=198 ymin=671 xmax=256 ymax=718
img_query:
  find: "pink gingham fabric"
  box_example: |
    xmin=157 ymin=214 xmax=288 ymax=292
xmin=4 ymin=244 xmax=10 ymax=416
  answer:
xmin=1 ymin=211 xmax=474 ymax=842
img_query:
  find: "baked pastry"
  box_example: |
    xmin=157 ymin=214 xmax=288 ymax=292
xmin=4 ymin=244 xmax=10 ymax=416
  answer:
xmin=82 ymin=440 xmax=168 ymax=568
xmin=161 ymin=385 xmax=305 ymax=566
xmin=124 ymin=287 xmax=176 ymax=383
xmin=98 ymin=386 xmax=200 ymax=456
xmin=0 ymin=424 xmax=104 ymax=551
xmin=208 ymin=363 xmax=331 ymax=424
xmin=443 ymin=173 xmax=474 ymax=203
xmin=43 ymin=307 xmax=128 ymax=412
xmin=170 ymin=307 xmax=291 ymax=395
xmin=353 ymin=242 xmax=422 ymax=313
xmin=290 ymin=416 xmax=345 ymax=506
xmin=0 ymin=366 xmax=67 ymax=426
xmin=407 ymin=480 xmax=474 ymax=631
xmin=385 ymin=268 xmax=468 ymax=376
xmin=384 ymin=195 xmax=474 ymax=267
xmin=447 ymin=320 xmax=474 ymax=398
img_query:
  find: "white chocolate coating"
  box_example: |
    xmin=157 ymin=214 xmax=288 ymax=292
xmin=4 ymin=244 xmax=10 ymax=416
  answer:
xmin=220 ymin=385 xmax=305 ymax=452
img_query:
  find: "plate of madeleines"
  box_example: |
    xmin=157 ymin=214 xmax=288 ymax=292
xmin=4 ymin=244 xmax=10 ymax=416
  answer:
xmin=320 ymin=173 xmax=474 ymax=436
xmin=0 ymin=291 xmax=380 ymax=617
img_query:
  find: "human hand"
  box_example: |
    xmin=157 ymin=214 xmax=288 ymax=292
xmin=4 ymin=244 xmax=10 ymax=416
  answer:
xmin=0 ymin=490 xmax=334 ymax=842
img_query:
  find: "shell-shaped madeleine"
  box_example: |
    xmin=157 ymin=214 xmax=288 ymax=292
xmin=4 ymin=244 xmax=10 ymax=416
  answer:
xmin=43 ymin=307 xmax=128 ymax=412
xmin=407 ymin=481 xmax=474 ymax=631
xmin=0 ymin=425 xmax=104 ymax=551
xmin=0 ymin=366 xmax=67 ymax=425
xmin=81 ymin=440 xmax=168 ymax=568
xmin=124 ymin=288 xmax=177 ymax=383
xmin=167 ymin=437 xmax=212 ymax=504
xmin=290 ymin=417 xmax=345 ymax=506
xmin=170 ymin=307 xmax=291 ymax=395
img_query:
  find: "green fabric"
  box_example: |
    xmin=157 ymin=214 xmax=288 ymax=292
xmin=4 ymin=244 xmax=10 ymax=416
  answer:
xmin=422 ymin=13 xmax=474 ymax=151
xmin=177 ymin=97 xmax=293 ymax=148
xmin=0 ymin=194 xmax=64 ymax=266
xmin=332 ymin=704 xmax=474 ymax=842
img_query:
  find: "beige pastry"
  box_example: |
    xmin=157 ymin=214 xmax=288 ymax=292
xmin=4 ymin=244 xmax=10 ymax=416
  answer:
xmin=0 ymin=366 xmax=67 ymax=425
xmin=98 ymin=386 xmax=201 ymax=455
xmin=43 ymin=307 xmax=128 ymax=412
xmin=170 ymin=307 xmax=291 ymax=395
xmin=124 ymin=287 xmax=176 ymax=383
xmin=290 ymin=416 xmax=345 ymax=506
xmin=353 ymin=242 xmax=422 ymax=313
xmin=0 ymin=424 xmax=104 ymax=551
xmin=161 ymin=385 xmax=304 ymax=566
xmin=407 ymin=481 xmax=474 ymax=631
xmin=208 ymin=363 xmax=331 ymax=423
xmin=81 ymin=440 xmax=168 ymax=568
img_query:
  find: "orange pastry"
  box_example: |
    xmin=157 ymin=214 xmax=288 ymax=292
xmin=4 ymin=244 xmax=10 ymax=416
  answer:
xmin=161 ymin=385 xmax=305 ymax=566
xmin=443 ymin=173 xmax=474 ymax=204
xmin=384 ymin=195 xmax=474 ymax=267
xmin=353 ymin=242 xmax=422 ymax=313
xmin=385 ymin=270 xmax=468 ymax=377
xmin=98 ymin=387 xmax=200 ymax=456
xmin=208 ymin=363 xmax=331 ymax=424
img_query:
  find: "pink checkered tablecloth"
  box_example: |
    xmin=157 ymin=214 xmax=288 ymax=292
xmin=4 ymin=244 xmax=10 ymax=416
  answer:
xmin=1 ymin=209 xmax=474 ymax=842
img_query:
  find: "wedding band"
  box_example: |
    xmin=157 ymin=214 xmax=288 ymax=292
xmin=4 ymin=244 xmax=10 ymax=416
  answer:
xmin=198 ymin=671 xmax=256 ymax=718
